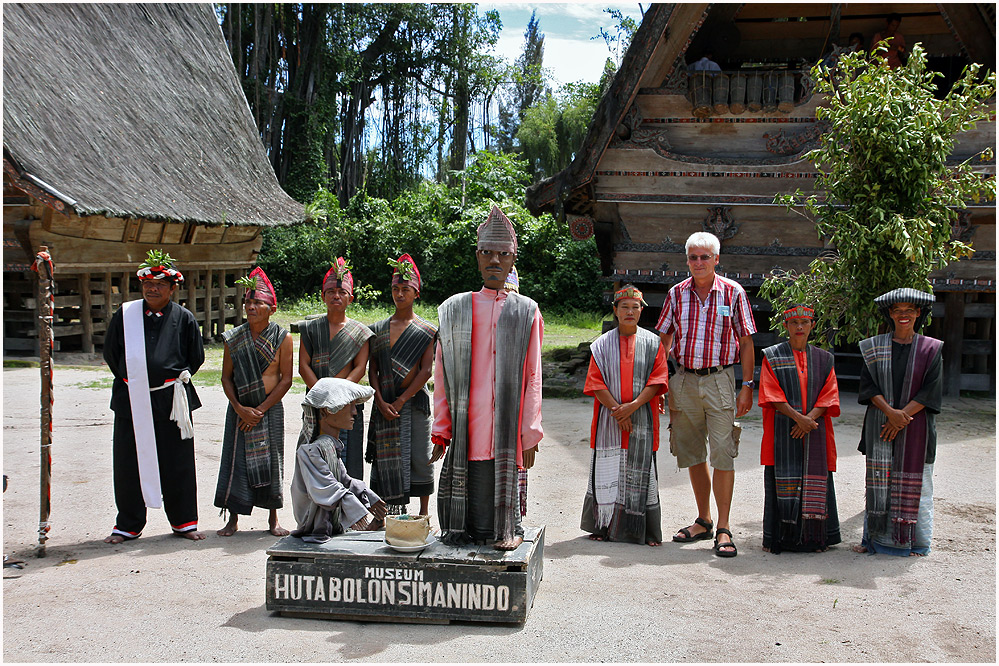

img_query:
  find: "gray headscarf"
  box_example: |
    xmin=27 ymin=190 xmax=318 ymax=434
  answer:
xmin=298 ymin=378 xmax=374 ymax=449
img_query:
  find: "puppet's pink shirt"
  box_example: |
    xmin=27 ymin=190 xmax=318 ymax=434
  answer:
xmin=432 ymin=287 xmax=543 ymax=465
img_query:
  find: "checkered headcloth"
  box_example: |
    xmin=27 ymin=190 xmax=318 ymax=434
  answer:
xmin=136 ymin=251 xmax=184 ymax=285
xmin=874 ymin=287 xmax=935 ymax=331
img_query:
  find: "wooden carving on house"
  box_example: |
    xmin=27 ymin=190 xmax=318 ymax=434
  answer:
xmin=526 ymin=3 xmax=996 ymax=396
xmin=3 ymin=4 xmax=303 ymax=355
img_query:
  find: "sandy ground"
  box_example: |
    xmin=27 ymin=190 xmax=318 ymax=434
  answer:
xmin=2 ymin=365 xmax=995 ymax=663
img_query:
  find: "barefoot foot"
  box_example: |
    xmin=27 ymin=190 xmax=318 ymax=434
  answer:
xmin=104 ymin=534 xmax=126 ymax=545
xmin=588 ymin=534 xmax=604 ymax=541
xmin=177 ymin=530 xmax=206 ymax=541
xmin=646 ymin=540 xmax=662 ymax=547
xmin=851 ymin=544 xmax=868 ymax=554
xmin=269 ymin=524 xmax=290 ymax=537
xmin=493 ymin=536 xmax=523 ymax=551
xmin=217 ymin=520 xmax=238 ymax=537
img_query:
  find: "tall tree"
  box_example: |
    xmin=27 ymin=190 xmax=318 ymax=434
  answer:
xmin=517 ymin=81 xmax=601 ymax=180
xmin=216 ymin=4 xmax=503 ymax=202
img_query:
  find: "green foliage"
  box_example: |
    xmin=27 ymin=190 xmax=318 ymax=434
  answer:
xmin=139 ymin=249 xmax=175 ymax=269
xmin=761 ymin=46 xmax=995 ymax=344
xmin=234 ymin=274 xmax=257 ymax=289
xmin=257 ymin=150 xmax=602 ymax=313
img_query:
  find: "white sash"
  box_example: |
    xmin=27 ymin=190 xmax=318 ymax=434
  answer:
xmin=123 ymin=300 xmax=162 ymax=509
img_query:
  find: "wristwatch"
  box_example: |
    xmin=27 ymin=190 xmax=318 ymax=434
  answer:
xmin=742 ymin=380 xmax=756 ymax=390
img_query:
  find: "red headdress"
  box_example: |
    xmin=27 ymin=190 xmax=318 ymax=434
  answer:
xmin=388 ymin=253 xmax=421 ymax=292
xmin=322 ymin=257 xmax=354 ymax=295
xmin=239 ymin=267 xmax=277 ymax=307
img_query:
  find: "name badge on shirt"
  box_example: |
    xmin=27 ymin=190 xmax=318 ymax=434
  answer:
xmin=717 ymin=304 xmax=731 ymax=317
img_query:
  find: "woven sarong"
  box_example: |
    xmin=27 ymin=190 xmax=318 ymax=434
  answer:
xmin=586 ymin=327 xmax=661 ymax=543
xmin=215 ymin=322 xmax=287 ymax=514
xmin=764 ymin=342 xmax=833 ymax=546
xmin=859 ymin=333 xmax=942 ymax=544
xmin=437 ymin=292 xmax=536 ymax=544
xmin=299 ymin=317 xmax=373 ymax=456
xmin=367 ymin=316 xmax=437 ymax=504
xmin=302 ymin=317 xmax=373 ymax=380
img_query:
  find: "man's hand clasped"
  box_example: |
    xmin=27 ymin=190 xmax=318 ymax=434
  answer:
xmin=880 ymin=407 xmax=912 ymax=441
xmin=790 ymin=414 xmax=819 ymax=439
xmin=235 ymin=405 xmax=264 ymax=431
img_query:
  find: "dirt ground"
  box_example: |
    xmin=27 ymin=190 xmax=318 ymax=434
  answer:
xmin=2 ymin=364 xmax=995 ymax=663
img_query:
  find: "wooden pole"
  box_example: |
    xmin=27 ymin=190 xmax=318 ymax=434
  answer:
xmin=103 ymin=271 xmax=113 ymax=331
xmin=234 ymin=270 xmax=245 ymax=327
xmin=80 ymin=273 xmax=94 ymax=353
xmin=942 ymin=291 xmax=965 ymax=397
xmin=33 ymin=247 xmax=54 ymax=557
xmin=203 ymin=269 xmax=213 ymax=340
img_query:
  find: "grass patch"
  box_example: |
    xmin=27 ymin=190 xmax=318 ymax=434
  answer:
xmin=73 ymin=377 xmax=114 ymax=390
xmin=820 ymin=578 xmax=841 ymax=585
xmin=3 ymin=360 xmax=37 ymax=368
xmin=273 ymin=297 xmax=606 ymax=353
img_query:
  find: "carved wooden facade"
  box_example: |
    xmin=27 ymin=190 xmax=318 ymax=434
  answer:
xmin=527 ymin=3 xmax=996 ymax=395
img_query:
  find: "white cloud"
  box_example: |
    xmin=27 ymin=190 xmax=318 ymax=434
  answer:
xmin=484 ymin=2 xmax=643 ymax=84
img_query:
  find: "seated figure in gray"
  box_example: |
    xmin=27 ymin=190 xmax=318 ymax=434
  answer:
xmin=291 ymin=378 xmax=387 ymax=543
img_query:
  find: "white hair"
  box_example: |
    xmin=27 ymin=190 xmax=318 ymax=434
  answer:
xmin=685 ymin=232 xmax=720 ymax=256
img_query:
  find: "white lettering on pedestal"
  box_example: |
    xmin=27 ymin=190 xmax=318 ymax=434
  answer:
xmin=329 ymin=576 xmax=342 ymax=601
xmin=274 ymin=574 xmax=289 ymax=599
xmin=276 ymin=571 xmax=513 ymax=613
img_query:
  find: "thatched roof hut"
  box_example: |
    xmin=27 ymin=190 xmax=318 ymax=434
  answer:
xmin=3 ymin=3 xmax=304 ymax=354
xmin=3 ymin=3 xmax=302 ymax=226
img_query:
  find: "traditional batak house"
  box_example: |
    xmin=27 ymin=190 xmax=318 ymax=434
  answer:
xmin=527 ymin=3 xmax=995 ymax=395
xmin=3 ymin=4 xmax=304 ymax=355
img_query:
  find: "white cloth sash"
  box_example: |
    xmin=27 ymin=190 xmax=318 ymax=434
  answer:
xmin=122 ymin=300 xmax=162 ymax=509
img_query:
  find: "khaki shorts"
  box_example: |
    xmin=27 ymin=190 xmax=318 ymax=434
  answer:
xmin=668 ymin=366 xmax=740 ymax=471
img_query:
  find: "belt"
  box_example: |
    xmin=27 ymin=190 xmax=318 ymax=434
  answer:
xmin=682 ymin=364 xmax=732 ymax=376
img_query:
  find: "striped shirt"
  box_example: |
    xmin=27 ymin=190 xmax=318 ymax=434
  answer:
xmin=655 ymin=275 xmax=756 ymax=369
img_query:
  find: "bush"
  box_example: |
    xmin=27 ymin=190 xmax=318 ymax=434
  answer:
xmin=257 ymin=150 xmax=603 ymax=313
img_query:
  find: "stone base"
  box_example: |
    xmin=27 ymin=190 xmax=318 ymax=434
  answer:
xmin=266 ymin=525 xmax=544 ymax=624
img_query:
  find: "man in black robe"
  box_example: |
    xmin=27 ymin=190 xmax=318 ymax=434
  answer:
xmin=103 ymin=251 xmax=205 ymax=543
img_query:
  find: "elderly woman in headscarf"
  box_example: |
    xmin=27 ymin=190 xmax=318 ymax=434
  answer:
xmin=290 ymin=378 xmax=387 ymax=543
xmin=854 ymin=288 xmax=943 ymax=557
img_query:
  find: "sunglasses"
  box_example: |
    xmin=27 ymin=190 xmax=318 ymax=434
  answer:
xmin=687 ymin=254 xmax=714 ymax=262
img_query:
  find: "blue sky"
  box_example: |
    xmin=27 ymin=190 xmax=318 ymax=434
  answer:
xmin=479 ymin=3 xmax=647 ymax=86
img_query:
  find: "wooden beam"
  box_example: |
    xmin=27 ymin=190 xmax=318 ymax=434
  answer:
xmin=202 ymin=269 xmax=213 ymax=340
xmin=942 ymin=292 xmax=966 ymax=397
xmin=234 ymin=270 xmax=244 ymax=327
xmin=103 ymin=272 xmax=113 ymax=325
xmin=80 ymin=273 xmax=94 ymax=353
